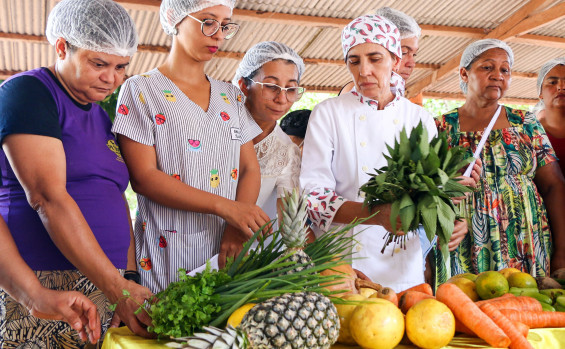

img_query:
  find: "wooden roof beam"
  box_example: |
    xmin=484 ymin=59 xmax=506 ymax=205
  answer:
xmin=422 ymin=92 xmax=538 ymax=105
xmin=510 ymin=34 xmax=565 ymax=49
xmin=406 ymin=0 xmax=550 ymax=98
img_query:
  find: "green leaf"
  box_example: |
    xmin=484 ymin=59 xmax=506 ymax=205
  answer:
xmin=122 ymin=290 xmax=130 ymax=296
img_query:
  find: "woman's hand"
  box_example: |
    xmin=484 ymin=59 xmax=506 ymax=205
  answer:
xmin=218 ymin=225 xmax=254 ymax=268
xmin=26 ymin=288 xmax=100 ymax=344
xmin=448 ymin=219 xmax=468 ymax=252
xmin=110 ymin=280 xmax=155 ymax=338
xmin=216 ymin=201 xmax=272 ymax=236
xmin=452 ymin=159 xmax=482 ymax=204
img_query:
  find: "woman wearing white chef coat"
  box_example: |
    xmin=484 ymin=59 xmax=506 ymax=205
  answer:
xmin=299 ymin=14 xmax=437 ymax=292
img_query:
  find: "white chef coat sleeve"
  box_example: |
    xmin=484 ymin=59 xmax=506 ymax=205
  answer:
xmin=299 ymin=102 xmax=348 ymax=230
xmin=420 ymin=108 xmax=438 ymax=140
xmin=276 ymin=142 xmax=301 ymax=197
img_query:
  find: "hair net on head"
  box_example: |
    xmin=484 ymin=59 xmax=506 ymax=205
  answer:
xmin=459 ymin=39 xmax=514 ymax=94
xmin=373 ymin=7 xmax=421 ymax=39
xmin=342 ymin=15 xmax=402 ymax=60
xmin=160 ymin=0 xmax=236 ymax=36
xmin=537 ymin=57 xmax=565 ymax=95
xmin=280 ymin=109 xmax=311 ymax=138
xmin=45 ymin=0 xmax=138 ymax=57
xmin=232 ymin=41 xmax=305 ymax=85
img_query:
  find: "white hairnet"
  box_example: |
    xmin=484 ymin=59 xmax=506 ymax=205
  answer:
xmin=459 ymin=39 xmax=514 ymax=94
xmin=537 ymin=57 xmax=565 ymax=95
xmin=232 ymin=41 xmax=305 ymax=85
xmin=46 ymin=0 xmax=138 ymax=57
xmin=374 ymin=7 xmax=421 ymax=39
xmin=160 ymin=0 xmax=236 ymax=36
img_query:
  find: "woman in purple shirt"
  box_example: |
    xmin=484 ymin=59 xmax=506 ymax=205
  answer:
xmin=0 ymin=0 xmax=153 ymax=347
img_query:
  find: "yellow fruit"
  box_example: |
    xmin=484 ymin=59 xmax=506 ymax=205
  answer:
xmin=475 ymin=271 xmax=509 ymax=300
xmin=335 ymin=294 xmax=366 ymax=345
xmin=447 ymin=272 xmax=477 ymax=283
xmin=359 ymin=287 xmax=378 ymax=298
xmin=499 ymin=267 xmax=522 ymax=280
xmin=350 ymin=300 xmax=404 ymax=349
xmin=226 ymin=303 xmax=256 ymax=328
xmin=406 ymin=299 xmax=455 ymax=349
xmin=507 ymin=272 xmax=537 ymax=289
xmin=448 ymin=278 xmax=480 ymax=301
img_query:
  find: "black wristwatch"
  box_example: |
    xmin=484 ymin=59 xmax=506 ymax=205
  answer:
xmin=124 ymin=270 xmax=141 ymax=284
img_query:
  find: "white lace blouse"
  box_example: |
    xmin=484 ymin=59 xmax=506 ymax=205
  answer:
xmin=254 ymin=124 xmax=301 ymax=222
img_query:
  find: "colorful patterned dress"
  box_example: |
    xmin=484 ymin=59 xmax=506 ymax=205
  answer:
xmin=434 ymin=107 xmax=557 ymax=285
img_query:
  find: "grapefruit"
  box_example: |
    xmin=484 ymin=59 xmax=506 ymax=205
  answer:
xmin=350 ymin=299 xmax=405 ymax=349
xmin=335 ymin=294 xmax=366 ymax=345
xmin=448 ymin=278 xmax=479 ymax=301
xmin=406 ymin=299 xmax=456 ymax=349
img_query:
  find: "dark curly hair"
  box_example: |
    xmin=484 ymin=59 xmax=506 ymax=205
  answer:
xmin=280 ymin=109 xmax=311 ymax=138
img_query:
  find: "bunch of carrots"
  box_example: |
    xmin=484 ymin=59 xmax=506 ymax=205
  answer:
xmin=394 ymin=282 xmax=565 ymax=348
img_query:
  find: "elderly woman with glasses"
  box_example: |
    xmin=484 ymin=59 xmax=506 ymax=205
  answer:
xmin=300 ymin=15 xmax=438 ymax=291
xmin=112 ymin=0 xmax=270 ymax=292
xmin=433 ymin=40 xmax=565 ymax=284
xmin=232 ymin=41 xmax=305 ymax=230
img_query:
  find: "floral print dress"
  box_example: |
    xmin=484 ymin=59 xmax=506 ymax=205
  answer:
xmin=434 ymin=107 xmax=557 ymax=285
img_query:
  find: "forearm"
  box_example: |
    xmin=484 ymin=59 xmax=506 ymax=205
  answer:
xmin=35 ymin=192 xmax=126 ymax=302
xmin=123 ymin=194 xmax=137 ymax=271
xmin=543 ymin=187 xmax=565 ymax=261
xmin=332 ymin=201 xmax=385 ymax=226
xmin=235 ymin=164 xmax=261 ymax=204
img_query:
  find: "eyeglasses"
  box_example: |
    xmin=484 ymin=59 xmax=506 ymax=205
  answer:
xmin=248 ymin=79 xmax=306 ymax=102
xmin=186 ymin=14 xmax=240 ymax=40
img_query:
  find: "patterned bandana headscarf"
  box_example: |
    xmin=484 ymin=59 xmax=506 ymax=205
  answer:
xmin=341 ymin=14 xmax=404 ymax=108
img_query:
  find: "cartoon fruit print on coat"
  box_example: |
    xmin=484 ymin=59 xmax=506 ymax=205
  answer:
xmin=158 ymin=235 xmax=167 ymax=249
xmin=231 ymin=168 xmax=238 ymax=181
xmin=220 ymin=93 xmax=230 ymax=104
xmin=220 ymin=111 xmax=230 ymax=122
xmin=155 ymin=113 xmax=166 ymax=126
xmin=118 ymin=104 xmax=129 ymax=115
xmin=210 ymin=169 xmax=220 ymax=188
xmin=140 ymin=257 xmax=152 ymax=271
xmin=163 ymin=90 xmax=176 ymax=102
xmin=188 ymin=139 xmax=202 ymax=152
xmin=139 ymin=92 xmax=146 ymax=104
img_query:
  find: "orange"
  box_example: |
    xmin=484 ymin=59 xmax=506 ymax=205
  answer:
xmin=406 ymin=299 xmax=455 ymax=349
xmin=447 ymin=272 xmax=477 ymax=283
xmin=507 ymin=272 xmax=537 ymax=289
xmin=475 ymin=271 xmax=509 ymax=300
xmin=448 ymin=278 xmax=480 ymax=301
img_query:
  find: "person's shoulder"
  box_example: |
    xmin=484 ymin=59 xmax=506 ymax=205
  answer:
xmin=274 ymin=125 xmax=296 ymax=146
xmin=505 ymin=106 xmax=534 ymax=125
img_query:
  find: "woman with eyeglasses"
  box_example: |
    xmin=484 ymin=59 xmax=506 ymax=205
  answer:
xmin=233 ymin=41 xmax=306 ymax=231
xmin=112 ymin=0 xmax=270 ymax=293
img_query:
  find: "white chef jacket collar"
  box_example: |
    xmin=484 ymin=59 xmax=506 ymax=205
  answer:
xmin=350 ymin=71 xmax=405 ymax=110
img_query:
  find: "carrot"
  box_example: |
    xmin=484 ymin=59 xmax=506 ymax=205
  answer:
xmin=377 ymin=287 xmax=398 ymax=307
xmin=398 ymin=291 xmax=434 ymax=314
xmin=436 ymin=283 xmax=510 ymax=348
xmin=499 ymin=309 xmax=565 ymax=328
xmin=475 ymin=293 xmax=515 ymax=306
xmin=397 ymin=283 xmax=433 ymax=298
xmin=475 ymin=295 xmax=542 ymax=312
xmin=456 ymin=318 xmax=529 ymax=338
xmin=480 ymin=303 xmax=533 ymax=349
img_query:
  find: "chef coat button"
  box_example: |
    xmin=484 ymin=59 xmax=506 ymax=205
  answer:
xmin=360 ymin=141 xmax=367 ymax=147
xmin=356 ymin=245 xmax=363 ymax=252
xmin=362 ymin=165 xmax=368 ymax=172
xmin=393 ymin=119 xmax=400 ymax=125
xmin=359 ymin=115 xmax=366 ymax=121
xmin=359 ymin=192 xmax=366 ymax=198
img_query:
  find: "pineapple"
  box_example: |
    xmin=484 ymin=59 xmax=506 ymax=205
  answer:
xmin=278 ymin=189 xmax=315 ymax=274
xmin=169 ymin=291 xmax=340 ymax=349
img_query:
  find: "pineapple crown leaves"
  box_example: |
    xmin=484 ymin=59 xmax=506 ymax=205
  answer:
xmin=359 ymin=121 xmax=473 ymax=257
xmin=279 ymin=188 xmax=309 ymax=249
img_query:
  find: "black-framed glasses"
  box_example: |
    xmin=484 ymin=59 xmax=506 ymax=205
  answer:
xmin=187 ymin=14 xmax=240 ymax=40
xmin=248 ymin=79 xmax=306 ymax=102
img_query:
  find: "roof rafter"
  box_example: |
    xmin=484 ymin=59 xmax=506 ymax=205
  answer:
xmin=405 ymin=0 xmax=558 ymax=98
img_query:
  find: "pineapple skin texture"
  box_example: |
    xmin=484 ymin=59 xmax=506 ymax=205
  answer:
xmin=240 ymin=292 xmax=340 ymax=349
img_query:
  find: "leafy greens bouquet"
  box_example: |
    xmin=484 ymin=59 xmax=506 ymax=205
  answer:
xmin=359 ymin=121 xmax=473 ymax=261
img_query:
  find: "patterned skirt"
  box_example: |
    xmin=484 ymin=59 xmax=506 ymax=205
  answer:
xmin=0 ymin=269 xmax=122 ymax=349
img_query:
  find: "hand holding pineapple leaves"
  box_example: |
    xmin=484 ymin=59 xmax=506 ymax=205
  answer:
xmin=359 ymin=121 xmax=474 ymax=259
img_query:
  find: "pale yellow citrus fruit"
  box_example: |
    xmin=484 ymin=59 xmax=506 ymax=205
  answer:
xmin=475 ymin=271 xmax=509 ymax=300
xmin=350 ymin=299 xmax=404 ymax=349
xmin=226 ymin=303 xmax=256 ymax=328
xmin=507 ymin=272 xmax=537 ymax=289
xmin=447 ymin=278 xmax=480 ymax=301
xmin=335 ymin=294 xmax=366 ymax=345
xmin=359 ymin=287 xmax=378 ymax=298
xmin=406 ymin=299 xmax=455 ymax=349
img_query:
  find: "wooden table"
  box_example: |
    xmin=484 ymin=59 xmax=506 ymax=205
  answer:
xmin=102 ymin=326 xmax=565 ymax=348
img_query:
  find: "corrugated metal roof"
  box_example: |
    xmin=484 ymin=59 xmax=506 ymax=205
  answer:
xmin=0 ymin=0 xmax=564 ymax=102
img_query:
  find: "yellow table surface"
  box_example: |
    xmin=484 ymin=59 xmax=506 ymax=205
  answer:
xmin=102 ymin=326 xmax=565 ymax=349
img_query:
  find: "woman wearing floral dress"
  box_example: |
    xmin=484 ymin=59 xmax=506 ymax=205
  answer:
xmin=434 ymin=39 xmax=565 ymax=284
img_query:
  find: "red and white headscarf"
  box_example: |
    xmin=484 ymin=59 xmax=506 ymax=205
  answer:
xmin=341 ymin=14 xmax=402 ymax=60
xmin=341 ymin=14 xmax=405 ymax=105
